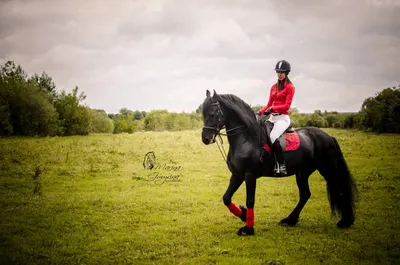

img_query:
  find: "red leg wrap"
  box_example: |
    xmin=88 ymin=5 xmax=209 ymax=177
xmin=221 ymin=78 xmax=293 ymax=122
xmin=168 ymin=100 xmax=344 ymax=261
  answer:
xmin=246 ymin=208 xmax=254 ymax=227
xmin=227 ymin=202 xmax=242 ymax=217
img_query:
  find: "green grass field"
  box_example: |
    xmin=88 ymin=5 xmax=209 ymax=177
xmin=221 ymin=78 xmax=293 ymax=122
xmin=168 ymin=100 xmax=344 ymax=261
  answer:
xmin=0 ymin=129 xmax=399 ymax=265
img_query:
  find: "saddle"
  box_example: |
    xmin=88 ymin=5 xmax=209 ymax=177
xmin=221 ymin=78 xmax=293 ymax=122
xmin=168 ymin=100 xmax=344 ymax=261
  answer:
xmin=263 ymin=121 xmax=299 ymax=152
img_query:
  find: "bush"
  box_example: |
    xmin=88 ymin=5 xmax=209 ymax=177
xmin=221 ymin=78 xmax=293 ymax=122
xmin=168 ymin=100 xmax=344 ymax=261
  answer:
xmin=89 ymin=109 xmax=114 ymax=133
xmin=304 ymin=113 xmax=328 ymax=128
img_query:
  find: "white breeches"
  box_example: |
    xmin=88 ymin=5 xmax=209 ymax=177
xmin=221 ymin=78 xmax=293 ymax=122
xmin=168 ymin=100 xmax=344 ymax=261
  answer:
xmin=268 ymin=114 xmax=291 ymax=143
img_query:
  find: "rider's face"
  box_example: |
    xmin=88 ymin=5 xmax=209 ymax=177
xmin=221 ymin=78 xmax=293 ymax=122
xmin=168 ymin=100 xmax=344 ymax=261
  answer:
xmin=276 ymin=71 xmax=286 ymax=81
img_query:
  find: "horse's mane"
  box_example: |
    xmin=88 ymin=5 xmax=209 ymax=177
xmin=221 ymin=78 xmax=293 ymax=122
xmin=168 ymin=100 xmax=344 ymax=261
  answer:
xmin=217 ymin=94 xmax=267 ymax=144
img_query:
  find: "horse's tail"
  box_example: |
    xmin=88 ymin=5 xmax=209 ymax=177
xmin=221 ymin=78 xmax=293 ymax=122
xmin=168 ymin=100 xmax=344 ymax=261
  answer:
xmin=327 ymin=137 xmax=358 ymax=221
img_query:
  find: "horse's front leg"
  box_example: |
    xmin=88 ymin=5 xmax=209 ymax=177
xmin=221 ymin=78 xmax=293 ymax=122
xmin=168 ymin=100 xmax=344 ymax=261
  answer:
xmin=237 ymin=172 xmax=256 ymax=236
xmin=222 ymin=174 xmax=246 ymax=222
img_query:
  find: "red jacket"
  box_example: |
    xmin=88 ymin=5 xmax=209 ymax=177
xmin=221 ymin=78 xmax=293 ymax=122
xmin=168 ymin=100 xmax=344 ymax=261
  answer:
xmin=260 ymin=81 xmax=295 ymax=115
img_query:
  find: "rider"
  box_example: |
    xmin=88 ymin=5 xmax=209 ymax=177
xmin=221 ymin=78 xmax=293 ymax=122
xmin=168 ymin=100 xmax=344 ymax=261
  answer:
xmin=258 ymin=59 xmax=295 ymax=176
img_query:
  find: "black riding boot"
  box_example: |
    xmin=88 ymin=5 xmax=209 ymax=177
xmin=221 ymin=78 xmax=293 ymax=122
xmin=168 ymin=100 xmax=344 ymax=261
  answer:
xmin=272 ymin=139 xmax=287 ymax=176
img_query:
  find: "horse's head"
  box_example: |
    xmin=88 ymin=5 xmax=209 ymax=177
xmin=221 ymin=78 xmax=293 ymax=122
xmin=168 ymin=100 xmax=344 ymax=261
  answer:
xmin=202 ymin=90 xmax=226 ymax=145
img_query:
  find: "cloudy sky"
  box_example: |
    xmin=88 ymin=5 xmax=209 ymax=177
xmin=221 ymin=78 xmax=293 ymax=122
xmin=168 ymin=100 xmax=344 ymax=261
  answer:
xmin=1 ymin=0 xmax=399 ymax=113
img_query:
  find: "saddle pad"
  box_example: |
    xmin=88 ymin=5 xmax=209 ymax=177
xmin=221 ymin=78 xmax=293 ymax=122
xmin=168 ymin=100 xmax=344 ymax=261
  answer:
xmin=263 ymin=132 xmax=300 ymax=152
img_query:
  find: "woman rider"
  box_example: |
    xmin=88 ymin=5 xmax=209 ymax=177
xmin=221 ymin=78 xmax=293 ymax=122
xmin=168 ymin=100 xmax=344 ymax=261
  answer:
xmin=258 ymin=60 xmax=295 ymax=176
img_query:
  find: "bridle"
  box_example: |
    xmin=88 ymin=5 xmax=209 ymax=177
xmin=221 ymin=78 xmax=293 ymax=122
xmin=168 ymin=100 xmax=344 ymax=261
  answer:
xmin=202 ymin=102 xmax=224 ymax=133
xmin=202 ymin=101 xmax=248 ymax=161
xmin=202 ymin=101 xmax=248 ymax=136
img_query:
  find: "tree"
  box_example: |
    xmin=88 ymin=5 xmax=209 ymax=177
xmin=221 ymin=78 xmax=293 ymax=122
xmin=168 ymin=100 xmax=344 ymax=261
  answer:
xmin=144 ymin=110 xmax=169 ymax=131
xmin=290 ymin=112 xmax=305 ymax=127
xmin=358 ymin=86 xmax=400 ymax=133
xmin=133 ymin=110 xmax=143 ymax=120
xmin=325 ymin=114 xmax=340 ymax=128
xmin=315 ymin=110 xmax=323 ymax=117
xmin=28 ymin=71 xmax=57 ymax=102
xmin=304 ymin=112 xmax=328 ymax=128
xmin=15 ymin=84 xmax=59 ymax=136
xmin=0 ymin=61 xmax=58 ymax=136
xmin=344 ymin=114 xmax=356 ymax=129
xmin=88 ymin=109 xmax=114 ymax=133
xmin=54 ymin=86 xmax=90 ymax=136
xmin=0 ymin=61 xmax=27 ymax=84
xmin=114 ymin=114 xmax=136 ymax=133
xmin=119 ymin=108 xmax=132 ymax=117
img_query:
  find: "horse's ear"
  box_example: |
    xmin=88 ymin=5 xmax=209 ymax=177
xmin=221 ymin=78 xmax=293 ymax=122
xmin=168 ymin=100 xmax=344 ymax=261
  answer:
xmin=212 ymin=89 xmax=217 ymax=98
xmin=206 ymin=90 xmax=211 ymax=98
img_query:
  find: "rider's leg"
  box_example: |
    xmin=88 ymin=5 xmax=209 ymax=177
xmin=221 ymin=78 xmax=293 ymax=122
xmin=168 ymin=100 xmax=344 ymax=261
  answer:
xmin=269 ymin=116 xmax=290 ymax=175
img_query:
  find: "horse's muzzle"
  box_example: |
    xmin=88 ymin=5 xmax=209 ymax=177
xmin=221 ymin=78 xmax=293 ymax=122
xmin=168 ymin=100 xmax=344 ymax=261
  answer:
xmin=202 ymin=133 xmax=216 ymax=145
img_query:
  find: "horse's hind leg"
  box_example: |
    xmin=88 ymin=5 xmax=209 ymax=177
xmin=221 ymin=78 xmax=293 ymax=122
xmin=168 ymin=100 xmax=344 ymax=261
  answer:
xmin=279 ymin=170 xmax=313 ymax=227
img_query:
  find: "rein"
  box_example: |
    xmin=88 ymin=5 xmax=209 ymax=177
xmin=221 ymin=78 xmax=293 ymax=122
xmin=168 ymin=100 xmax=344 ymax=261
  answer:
xmin=203 ymin=125 xmax=248 ymax=162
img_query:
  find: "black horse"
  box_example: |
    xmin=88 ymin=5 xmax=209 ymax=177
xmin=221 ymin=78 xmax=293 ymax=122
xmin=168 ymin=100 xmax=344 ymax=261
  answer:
xmin=201 ymin=90 xmax=357 ymax=236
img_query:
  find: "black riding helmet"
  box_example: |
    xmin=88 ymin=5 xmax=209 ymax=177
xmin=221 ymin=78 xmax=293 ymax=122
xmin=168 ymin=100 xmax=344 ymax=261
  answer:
xmin=274 ymin=60 xmax=291 ymax=73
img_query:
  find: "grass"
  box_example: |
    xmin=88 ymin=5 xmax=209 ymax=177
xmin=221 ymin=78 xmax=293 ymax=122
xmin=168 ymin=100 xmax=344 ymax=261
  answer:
xmin=0 ymin=129 xmax=399 ymax=265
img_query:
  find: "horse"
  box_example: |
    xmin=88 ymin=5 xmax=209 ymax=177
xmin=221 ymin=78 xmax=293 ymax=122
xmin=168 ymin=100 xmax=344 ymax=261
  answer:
xmin=201 ymin=90 xmax=357 ymax=236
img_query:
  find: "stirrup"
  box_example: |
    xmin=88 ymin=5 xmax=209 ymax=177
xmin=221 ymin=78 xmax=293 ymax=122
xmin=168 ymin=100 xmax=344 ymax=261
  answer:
xmin=273 ymin=163 xmax=281 ymax=174
xmin=273 ymin=163 xmax=287 ymax=176
xmin=279 ymin=164 xmax=287 ymax=175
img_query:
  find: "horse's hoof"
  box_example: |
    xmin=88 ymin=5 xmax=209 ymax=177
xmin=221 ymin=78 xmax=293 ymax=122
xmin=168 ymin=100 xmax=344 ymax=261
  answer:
xmin=239 ymin=205 xmax=247 ymax=222
xmin=337 ymin=219 xmax=354 ymax=228
xmin=237 ymin=226 xmax=255 ymax=236
xmin=279 ymin=217 xmax=298 ymax=227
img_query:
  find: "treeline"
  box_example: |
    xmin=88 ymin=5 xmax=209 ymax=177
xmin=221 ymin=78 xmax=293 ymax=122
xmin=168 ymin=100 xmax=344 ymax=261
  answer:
xmin=251 ymin=85 xmax=400 ymax=133
xmin=1 ymin=61 xmax=398 ymax=136
xmin=0 ymin=61 xmax=202 ymax=137
xmin=304 ymin=85 xmax=400 ymax=133
xmin=108 ymin=108 xmax=202 ymax=133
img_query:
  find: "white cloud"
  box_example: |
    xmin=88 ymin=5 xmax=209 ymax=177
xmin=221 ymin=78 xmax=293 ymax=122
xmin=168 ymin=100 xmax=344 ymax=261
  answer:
xmin=0 ymin=0 xmax=399 ymax=113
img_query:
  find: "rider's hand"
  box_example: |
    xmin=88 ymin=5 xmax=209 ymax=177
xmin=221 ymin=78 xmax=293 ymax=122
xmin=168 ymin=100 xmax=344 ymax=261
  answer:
xmin=263 ymin=108 xmax=273 ymax=115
